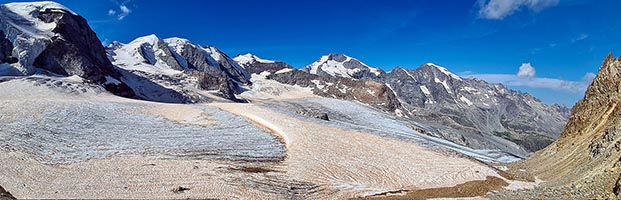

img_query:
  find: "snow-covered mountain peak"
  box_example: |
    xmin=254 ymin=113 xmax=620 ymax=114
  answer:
xmin=4 ymin=1 xmax=77 ymax=16
xmin=163 ymin=37 xmax=191 ymax=44
xmin=302 ymin=53 xmax=382 ymax=79
xmin=1 ymin=1 xmax=76 ymax=39
xmin=163 ymin=37 xmax=191 ymax=53
xmin=233 ymin=53 xmax=276 ymax=65
xmin=107 ymin=34 xmax=187 ymax=75
xmin=0 ymin=1 xmax=117 ymax=76
xmin=128 ymin=34 xmax=161 ymax=45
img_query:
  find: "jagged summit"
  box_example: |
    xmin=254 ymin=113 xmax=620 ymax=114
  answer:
xmin=416 ymin=62 xmax=463 ymax=80
xmin=302 ymin=53 xmax=383 ymax=79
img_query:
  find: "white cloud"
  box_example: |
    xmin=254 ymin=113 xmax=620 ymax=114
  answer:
xmin=117 ymin=5 xmax=131 ymax=20
xmin=120 ymin=5 xmax=130 ymax=14
xmin=582 ymin=72 xmax=596 ymax=82
xmin=107 ymin=5 xmax=132 ymax=20
xmin=517 ymin=63 xmax=536 ymax=77
xmin=571 ymin=33 xmax=589 ymax=43
xmin=463 ymin=74 xmax=589 ymax=93
xmin=459 ymin=63 xmax=595 ymax=94
xmin=477 ymin=0 xmax=560 ymax=20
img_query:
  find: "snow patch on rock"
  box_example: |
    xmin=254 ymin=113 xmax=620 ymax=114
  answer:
xmin=434 ymin=77 xmax=452 ymax=94
xmin=420 ymin=85 xmax=431 ymax=95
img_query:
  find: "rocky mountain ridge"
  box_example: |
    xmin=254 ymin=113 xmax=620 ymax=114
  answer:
xmin=505 ymin=54 xmax=621 ymax=198
xmin=234 ymin=53 xmax=294 ymax=74
xmin=106 ymin=34 xmax=251 ymax=102
xmin=382 ymin=63 xmax=570 ymax=155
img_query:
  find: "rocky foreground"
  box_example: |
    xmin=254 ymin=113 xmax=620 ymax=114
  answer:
xmin=485 ymin=54 xmax=621 ymax=199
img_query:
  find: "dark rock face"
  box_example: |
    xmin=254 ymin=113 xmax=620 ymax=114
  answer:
xmin=0 ymin=30 xmax=15 ymax=64
xmin=172 ymin=42 xmax=221 ymax=74
xmin=191 ymin=71 xmax=245 ymax=102
xmin=138 ymin=40 xmax=184 ymax=71
xmin=204 ymin=46 xmax=251 ymax=86
xmin=0 ymin=185 xmax=16 ymax=200
xmin=241 ymin=60 xmax=293 ymax=75
xmin=34 ymin=8 xmax=115 ymax=79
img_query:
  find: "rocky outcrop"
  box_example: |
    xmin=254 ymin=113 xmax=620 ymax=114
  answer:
xmin=295 ymin=107 xmax=329 ymax=121
xmin=0 ymin=30 xmax=15 ymax=64
xmin=234 ymin=53 xmax=294 ymax=74
xmin=0 ymin=185 xmax=15 ymax=200
xmin=267 ymin=69 xmax=401 ymax=112
xmin=512 ymin=54 xmax=621 ymax=198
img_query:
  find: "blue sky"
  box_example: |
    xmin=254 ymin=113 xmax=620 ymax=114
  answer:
xmin=5 ymin=0 xmax=620 ymax=106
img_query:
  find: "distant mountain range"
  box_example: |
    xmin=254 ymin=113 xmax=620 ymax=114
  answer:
xmin=0 ymin=1 xmax=569 ymax=158
xmin=240 ymin=53 xmax=570 ymax=157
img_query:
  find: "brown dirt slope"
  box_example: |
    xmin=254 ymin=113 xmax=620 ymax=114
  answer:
xmin=362 ymin=176 xmax=508 ymax=200
xmin=508 ymin=53 xmax=621 ymax=198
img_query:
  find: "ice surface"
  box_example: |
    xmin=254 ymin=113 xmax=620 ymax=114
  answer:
xmin=265 ymin=97 xmax=521 ymax=163
xmin=0 ymin=78 xmax=285 ymax=164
